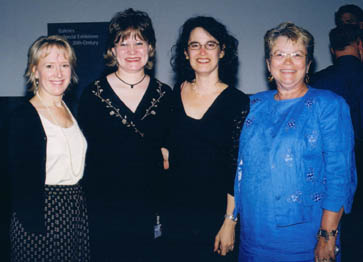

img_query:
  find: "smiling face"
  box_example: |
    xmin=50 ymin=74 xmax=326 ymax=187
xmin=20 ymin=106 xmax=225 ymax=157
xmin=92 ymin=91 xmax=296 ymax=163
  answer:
xmin=112 ymin=31 xmax=151 ymax=74
xmin=184 ymin=27 xmax=224 ymax=78
xmin=34 ymin=46 xmax=71 ymax=98
xmin=267 ymin=36 xmax=310 ymax=92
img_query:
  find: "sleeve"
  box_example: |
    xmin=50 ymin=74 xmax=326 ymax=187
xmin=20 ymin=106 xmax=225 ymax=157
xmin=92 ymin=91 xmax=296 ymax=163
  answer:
xmin=150 ymin=83 xmax=174 ymax=213
xmin=77 ymin=86 xmax=92 ymax=135
xmin=77 ymin=83 xmax=99 ymax=143
xmin=226 ymin=96 xmax=250 ymax=196
xmin=160 ymin=84 xmax=175 ymax=149
xmin=320 ymin=95 xmax=357 ymax=213
xmin=76 ymin=83 xmax=100 ymax=200
xmin=8 ymin=105 xmax=46 ymax=233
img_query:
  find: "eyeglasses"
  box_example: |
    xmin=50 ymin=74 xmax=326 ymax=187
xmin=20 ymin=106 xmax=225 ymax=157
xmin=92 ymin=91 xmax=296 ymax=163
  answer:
xmin=188 ymin=41 xmax=220 ymax=50
xmin=270 ymin=51 xmax=307 ymax=62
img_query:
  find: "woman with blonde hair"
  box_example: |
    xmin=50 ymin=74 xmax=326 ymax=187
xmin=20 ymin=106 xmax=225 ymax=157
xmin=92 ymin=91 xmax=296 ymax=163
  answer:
xmin=234 ymin=22 xmax=357 ymax=261
xmin=8 ymin=35 xmax=89 ymax=261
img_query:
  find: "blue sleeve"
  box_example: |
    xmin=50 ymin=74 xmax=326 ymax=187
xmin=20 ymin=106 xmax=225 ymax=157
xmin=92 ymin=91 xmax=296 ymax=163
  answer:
xmin=319 ymin=95 xmax=357 ymax=213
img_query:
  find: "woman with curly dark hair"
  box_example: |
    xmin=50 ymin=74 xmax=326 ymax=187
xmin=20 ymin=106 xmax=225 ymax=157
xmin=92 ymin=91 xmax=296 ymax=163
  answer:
xmin=164 ymin=16 xmax=249 ymax=261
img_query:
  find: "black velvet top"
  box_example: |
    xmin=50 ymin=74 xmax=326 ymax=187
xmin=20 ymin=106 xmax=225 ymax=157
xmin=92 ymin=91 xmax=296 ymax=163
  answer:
xmin=165 ymin=85 xmax=249 ymax=232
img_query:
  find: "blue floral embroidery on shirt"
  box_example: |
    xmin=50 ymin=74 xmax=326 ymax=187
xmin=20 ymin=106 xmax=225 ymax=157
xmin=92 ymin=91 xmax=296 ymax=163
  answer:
xmin=312 ymin=192 xmax=323 ymax=202
xmin=322 ymin=177 xmax=327 ymax=185
xmin=251 ymin=98 xmax=261 ymax=105
xmin=287 ymin=191 xmax=302 ymax=203
xmin=245 ymin=118 xmax=253 ymax=127
xmin=304 ymin=98 xmax=314 ymax=108
xmin=284 ymin=149 xmax=293 ymax=166
xmin=237 ymin=160 xmax=243 ymax=181
xmin=306 ymin=130 xmax=318 ymax=147
xmin=287 ymin=120 xmax=296 ymax=128
xmin=306 ymin=168 xmax=314 ymax=182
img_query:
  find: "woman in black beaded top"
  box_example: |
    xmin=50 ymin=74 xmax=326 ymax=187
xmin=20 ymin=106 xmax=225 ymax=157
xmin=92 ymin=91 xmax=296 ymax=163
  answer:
xmin=78 ymin=8 xmax=173 ymax=261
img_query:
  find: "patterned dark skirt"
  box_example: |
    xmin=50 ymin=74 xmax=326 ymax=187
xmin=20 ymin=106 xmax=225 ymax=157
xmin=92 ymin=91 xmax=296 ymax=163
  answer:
xmin=10 ymin=183 xmax=90 ymax=262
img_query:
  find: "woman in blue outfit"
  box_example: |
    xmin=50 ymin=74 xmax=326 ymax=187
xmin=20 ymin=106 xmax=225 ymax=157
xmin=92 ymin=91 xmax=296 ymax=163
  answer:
xmin=234 ymin=22 xmax=357 ymax=262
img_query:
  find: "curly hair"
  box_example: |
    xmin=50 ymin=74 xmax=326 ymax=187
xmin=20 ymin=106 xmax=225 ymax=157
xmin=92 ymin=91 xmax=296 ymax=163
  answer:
xmin=104 ymin=8 xmax=156 ymax=70
xmin=170 ymin=16 xmax=239 ymax=87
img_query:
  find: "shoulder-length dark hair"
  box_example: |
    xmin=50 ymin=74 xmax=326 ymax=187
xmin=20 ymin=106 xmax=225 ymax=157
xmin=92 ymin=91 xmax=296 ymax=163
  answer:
xmin=170 ymin=16 xmax=239 ymax=87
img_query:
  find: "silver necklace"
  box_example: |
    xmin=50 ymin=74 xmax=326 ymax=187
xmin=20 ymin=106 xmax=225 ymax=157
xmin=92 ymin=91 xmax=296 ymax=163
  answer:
xmin=36 ymin=92 xmax=85 ymax=177
xmin=115 ymin=71 xmax=146 ymax=88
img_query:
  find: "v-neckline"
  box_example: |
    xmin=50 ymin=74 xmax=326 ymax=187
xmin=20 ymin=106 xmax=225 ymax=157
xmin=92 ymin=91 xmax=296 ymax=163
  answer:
xmin=106 ymin=76 xmax=152 ymax=115
xmin=178 ymin=85 xmax=230 ymax=121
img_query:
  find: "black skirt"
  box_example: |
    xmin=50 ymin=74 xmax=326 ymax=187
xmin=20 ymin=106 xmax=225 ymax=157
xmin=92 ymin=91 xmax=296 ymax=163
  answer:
xmin=10 ymin=183 xmax=90 ymax=262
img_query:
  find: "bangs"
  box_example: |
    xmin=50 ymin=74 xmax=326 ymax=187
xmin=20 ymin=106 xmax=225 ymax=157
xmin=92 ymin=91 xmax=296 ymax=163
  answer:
xmin=39 ymin=44 xmax=69 ymax=59
xmin=114 ymin=29 xmax=145 ymax=44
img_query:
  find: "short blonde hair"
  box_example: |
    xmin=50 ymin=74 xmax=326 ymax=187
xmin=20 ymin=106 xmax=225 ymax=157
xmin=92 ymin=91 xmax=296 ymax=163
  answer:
xmin=264 ymin=22 xmax=314 ymax=63
xmin=25 ymin=35 xmax=78 ymax=92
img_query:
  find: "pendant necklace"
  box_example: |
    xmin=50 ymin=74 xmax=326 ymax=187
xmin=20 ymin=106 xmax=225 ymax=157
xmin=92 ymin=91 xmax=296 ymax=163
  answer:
xmin=36 ymin=92 xmax=85 ymax=177
xmin=115 ymin=71 xmax=146 ymax=88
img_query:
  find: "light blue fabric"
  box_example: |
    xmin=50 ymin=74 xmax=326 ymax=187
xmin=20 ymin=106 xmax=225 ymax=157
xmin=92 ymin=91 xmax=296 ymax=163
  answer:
xmin=234 ymin=88 xmax=357 ymax=261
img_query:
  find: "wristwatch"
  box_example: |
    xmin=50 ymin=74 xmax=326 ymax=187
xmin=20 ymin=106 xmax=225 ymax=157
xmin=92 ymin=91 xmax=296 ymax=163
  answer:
xmin=316 ymin=229 xmax=338 ymax=242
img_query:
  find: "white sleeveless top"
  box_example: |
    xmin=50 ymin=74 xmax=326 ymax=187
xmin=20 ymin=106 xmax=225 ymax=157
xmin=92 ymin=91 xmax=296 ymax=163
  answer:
xmin=39 ymin=109 xmax=87 ymax=185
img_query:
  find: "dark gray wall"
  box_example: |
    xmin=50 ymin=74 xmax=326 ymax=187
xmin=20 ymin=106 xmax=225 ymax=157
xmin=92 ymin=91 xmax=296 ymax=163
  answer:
xmin=1 ymin=0 xmax=362 ymax=96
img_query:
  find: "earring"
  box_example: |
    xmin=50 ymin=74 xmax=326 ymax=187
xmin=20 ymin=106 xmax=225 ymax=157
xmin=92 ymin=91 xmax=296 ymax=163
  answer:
xmin=185 ymin=55 xmax=189 ymax=60
xmin=305 ymin=74 xmax=310 ymax=84
xmin=267 ymin=75 xmax=274 ymax=82
xmin=34 ymin=78 xmax=39 ymax=93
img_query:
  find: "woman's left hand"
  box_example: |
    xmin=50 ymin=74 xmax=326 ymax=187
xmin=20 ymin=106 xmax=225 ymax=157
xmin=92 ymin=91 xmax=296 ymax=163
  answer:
xmin=161 ymin=147 xmax=169 ymax=170
xmin=214 ymin=218 xmax=236 ymax=256
xmin=314 ymin=237 xmax=337 ymax=262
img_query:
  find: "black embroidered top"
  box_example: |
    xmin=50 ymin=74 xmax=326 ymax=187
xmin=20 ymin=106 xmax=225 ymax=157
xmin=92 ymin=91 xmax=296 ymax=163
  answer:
xmin=77 ymin=76 xmax=173 ymax=234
